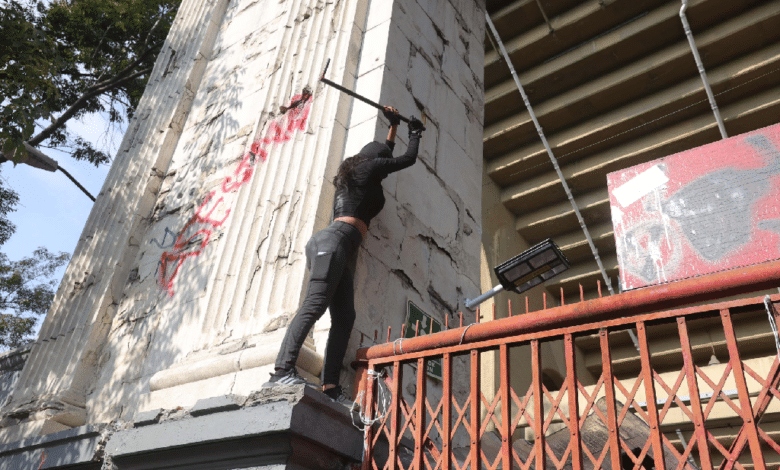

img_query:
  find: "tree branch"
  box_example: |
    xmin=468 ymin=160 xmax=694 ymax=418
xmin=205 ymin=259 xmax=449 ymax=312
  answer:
xmin=91 ymin=41 xmax=161 ymax=91
xmin=141 ymin=16 xmax=162 ymax=52
xmin=28 ymin=65 xmax=152 ymax=146
xmin=28 ymin=37 xmax=161 ymax=147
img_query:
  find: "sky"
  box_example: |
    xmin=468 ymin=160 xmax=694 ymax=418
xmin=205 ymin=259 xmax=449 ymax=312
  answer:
xmin=1 ymin=113 xmax=118 ymax=334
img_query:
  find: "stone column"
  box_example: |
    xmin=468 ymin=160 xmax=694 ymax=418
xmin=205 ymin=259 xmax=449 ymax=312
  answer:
xmin=1 ymin=0 xmax=486 ymax=439
xmin=0 ymin=0 xmax=233 ymax=441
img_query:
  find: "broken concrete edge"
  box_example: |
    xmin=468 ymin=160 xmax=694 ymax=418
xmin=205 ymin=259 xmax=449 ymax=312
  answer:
xmin=106 ymin=386 xmax=364 ymax=466
xmin=0 ymin=423 xmax=110 ymax=470
xmin=0 ymin=386 xmax=363 ymax=468
xmin=131 ymin=387 xmax=311 ymax=426
xmin=0 ymin=345 xmax=31 ymax=373
xmin=0 ymin=423 xmax=106 ymax=456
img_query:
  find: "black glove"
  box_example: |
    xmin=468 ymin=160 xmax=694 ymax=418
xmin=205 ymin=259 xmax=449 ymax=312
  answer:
xmin=408 ymin=117 xmax=425 ymax=138
xmin=383 ymin=107 xmax=401 ymax=127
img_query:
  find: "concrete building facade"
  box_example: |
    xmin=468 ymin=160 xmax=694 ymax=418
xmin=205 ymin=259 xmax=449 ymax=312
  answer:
xmin=0 ymin=0 xmax=485 ymax=447
xmin=1 ymin=0 xmax=779 ymax=468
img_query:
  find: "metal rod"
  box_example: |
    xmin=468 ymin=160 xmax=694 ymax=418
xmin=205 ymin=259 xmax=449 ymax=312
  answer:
xmin=320 ymin=58 xmax=417 ymax=125
xmin=564 ymin=334 xmax=584 ymax=470
xmin=470 ymin=349 xmax=481 ymax=470
xmin=720 ymin=309 xmax=766 ymax=470
xmin=362 ymin=366 xmax=377 ymax=470
xmin=680 ymin=1 xmax=728 ymax=139
xmin=442 ymin=352 xmax=453 ymax=470
xmin=58 ymin=166 xmax=96 ymax=202
xmin=718 ymin=355 xmax=780 ymax=470
xmin=531 ymin=340 xmax=545 ymax=470
xmin=465 ymin=284 xmax=504 ymax=310
xmin=499 ymin=344 xmax=512 ymax=470
xmin=485 ymin=13 xmax=614 ymax=295
xmin=675 ymin=429 xmax=700 ymax=470
xmin=637 ymin=322 xmax=669 ymax=470
xmin=388 ymin=361 xmax=402 ymax=470
xmin=599 ymin=330 xmax=622 ymax=470
xmin=677 ymin=317 xmax=714 ymax=470
xmin=413 ymin=357 xmax=427 ymax=470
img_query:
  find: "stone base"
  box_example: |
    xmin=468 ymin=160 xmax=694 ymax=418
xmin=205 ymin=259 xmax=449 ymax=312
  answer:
xmin=0 ymin=424 xmax=107 ymax=470
xmin=142 ymin=364 xmax=319 ymax=412
xmin=109 ymin=386 xmax=363 ymax=470
xmin=0 ymin=387 xmax=365 ymax=469
xmin=0 ymin=418 xmax=71 ymax=445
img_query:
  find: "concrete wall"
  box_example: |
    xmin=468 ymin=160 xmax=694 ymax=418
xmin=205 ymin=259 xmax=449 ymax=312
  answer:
xmin=1 ymin=0 xmax=486 ymax=440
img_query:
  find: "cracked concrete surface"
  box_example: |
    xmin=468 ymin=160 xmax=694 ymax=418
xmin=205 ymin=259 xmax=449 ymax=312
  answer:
xmin=1 ymin=0 xmax=486 ymax=445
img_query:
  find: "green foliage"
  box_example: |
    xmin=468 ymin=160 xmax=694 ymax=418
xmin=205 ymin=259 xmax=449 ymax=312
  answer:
xmin=0 ymin=165 xmax=69 ymax=349
xmin=0 ymin=0 xmax=180 ymax=165
xmin=0 ymin=176 xmax=19 ymax=247
xmin=0 ymin=248 xmax=69 ymax=348
xmin=0 ymin=1 xmax=62 ymax=158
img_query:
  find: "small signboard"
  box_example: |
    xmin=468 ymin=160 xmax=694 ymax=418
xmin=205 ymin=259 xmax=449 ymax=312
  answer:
xmin=608 ymin=123 xmax=780 ymax=290
xmin=403 ymin=301 xmax=442 ymax=380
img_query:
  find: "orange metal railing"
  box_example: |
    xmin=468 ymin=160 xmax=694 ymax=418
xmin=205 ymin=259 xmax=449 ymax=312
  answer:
xmin=354 ymin=260 xmax=780 ymax=470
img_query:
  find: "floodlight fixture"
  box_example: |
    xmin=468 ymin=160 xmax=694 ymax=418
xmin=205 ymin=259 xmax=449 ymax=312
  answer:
xmin=465 ymin=239 xmax=570 ymax=310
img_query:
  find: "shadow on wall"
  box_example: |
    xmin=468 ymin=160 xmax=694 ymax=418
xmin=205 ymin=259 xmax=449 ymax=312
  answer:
xmin=0 ymin=345 xmax=29 ymax=408
xmin=88 ymin=86 xmax=317 ymax=427
xmin=82 ymin=0 xmax=321 ymax=428
xmin=156 ymin=89 xmax=312 ymax=297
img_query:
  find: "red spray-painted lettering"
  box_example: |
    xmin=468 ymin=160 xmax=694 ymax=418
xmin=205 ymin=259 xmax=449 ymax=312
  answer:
xmin=158 ymin=93 xmax=313 ymax=296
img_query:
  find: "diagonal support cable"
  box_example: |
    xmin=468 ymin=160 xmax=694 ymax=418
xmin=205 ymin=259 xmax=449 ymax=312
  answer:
xmin=680 ymin=0 xmax=728 ymax=139
xmin=485 ymin=13 xmax=615 ymax=295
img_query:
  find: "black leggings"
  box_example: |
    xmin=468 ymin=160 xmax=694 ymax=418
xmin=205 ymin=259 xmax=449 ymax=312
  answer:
xmin=274 ymin=221 xmax=363 ymax=385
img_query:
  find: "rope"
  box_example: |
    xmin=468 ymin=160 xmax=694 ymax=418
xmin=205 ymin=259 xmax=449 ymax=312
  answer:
xmin=352 ymin=368 xmax=390 ymax=432
xmin=764 ymin=295 xmax=780 ymax=362
xmin=392 ymin=338 xmax=405 ymax=355
xmin=459 ymin=323 xmax=475 ymax=345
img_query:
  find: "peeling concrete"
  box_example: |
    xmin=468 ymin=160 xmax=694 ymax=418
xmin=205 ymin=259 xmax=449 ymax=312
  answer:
xmin=2 ymin=0 xmax=485 ymax=446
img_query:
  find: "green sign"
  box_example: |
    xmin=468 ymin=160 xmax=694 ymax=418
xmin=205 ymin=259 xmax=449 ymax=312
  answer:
xmin=404 ymin=300 xmax=442 ymax=380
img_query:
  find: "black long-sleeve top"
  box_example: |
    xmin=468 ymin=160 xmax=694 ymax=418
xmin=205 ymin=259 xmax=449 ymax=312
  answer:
xmin=333 ymin=134 xmax=420 ymax=226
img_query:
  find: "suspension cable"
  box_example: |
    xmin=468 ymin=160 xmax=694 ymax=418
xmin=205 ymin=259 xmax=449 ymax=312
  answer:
xmin=486 ymin=12 xmax=615 ymax=295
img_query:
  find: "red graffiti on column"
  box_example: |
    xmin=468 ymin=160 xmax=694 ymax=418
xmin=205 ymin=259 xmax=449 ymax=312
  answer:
xmin=158 ymin=92 xmax=312 ymax=296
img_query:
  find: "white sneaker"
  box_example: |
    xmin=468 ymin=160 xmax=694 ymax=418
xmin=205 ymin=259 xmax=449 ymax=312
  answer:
xmin=262 ymin=369 xmax=316 ymax=388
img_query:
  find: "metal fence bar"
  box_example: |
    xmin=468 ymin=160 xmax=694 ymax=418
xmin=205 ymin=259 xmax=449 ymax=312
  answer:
xmin=363 ymin=366 xmax=377 ymax=470
xmin=414 ymin=358 xmax=427 ymax=470
xmin=357 ymin=261 xmax=780 ymax=363
xmin=441 ymin=353 xmax=452 ymax=470
xmin=531 ymin=340 xmax=545 ymax=470
xmin=564 ymin=333 xmax=584 ymax=470
xmin=677 ymin=317 xmax=714 ymax=470
xmin=599 ymin=329 xmax=623 ymax=470
xmin=471 ymin=350 xmax=481 ymax=470
xmin=500 ymin=344 xmax=512 ymax=470
xmin=390 ymin=361 xmax=403 ymax=470
xmin=442 ymin=353 xmax=452 ymax=470
xmin=360 ymin=273 xmax=780 ymax=470
xmin=636 ymin=321 xmax=668 ymax=470
xmin=718 ymin=355 xmax=780 ymax=470
xmin=720 ymin=309 xmax=766 ymax=470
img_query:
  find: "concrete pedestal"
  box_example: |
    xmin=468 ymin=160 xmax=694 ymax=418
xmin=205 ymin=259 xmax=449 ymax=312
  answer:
xmin=1 ymin=387 xmax=364 ymax=470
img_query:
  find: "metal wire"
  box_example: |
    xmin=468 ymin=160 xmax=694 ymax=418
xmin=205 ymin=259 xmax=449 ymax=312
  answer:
xmin=764 ymin=295 xmax=780 ymax=363
xmin=680 ymin=0 xmax=727 ymax=139
xmin=487 ymin=66 xmax=780 ymax=184
xmin=352 ymin=368 xmax=390 ymax=431
xmin=486 ymin=12 xmax=615 ymax=295
xmin=392 ymin=338 xmax=405 ymax=355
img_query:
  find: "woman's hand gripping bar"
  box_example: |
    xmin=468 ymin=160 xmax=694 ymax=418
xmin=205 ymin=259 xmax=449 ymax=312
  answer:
xmin=319 ymin=59 xmax=425 ymax=130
